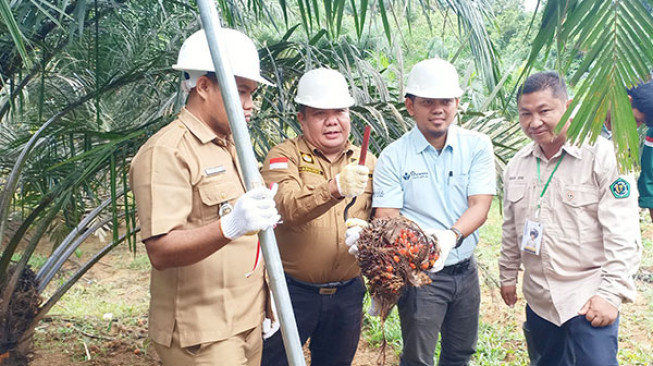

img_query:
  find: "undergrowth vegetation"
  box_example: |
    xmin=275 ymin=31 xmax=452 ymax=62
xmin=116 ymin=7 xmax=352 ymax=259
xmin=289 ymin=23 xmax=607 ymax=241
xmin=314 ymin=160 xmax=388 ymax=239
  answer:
xmin=26 ymin=199 xmax=653 ymax=365
xmin=361 ymin=200 xmax=653 ymax=365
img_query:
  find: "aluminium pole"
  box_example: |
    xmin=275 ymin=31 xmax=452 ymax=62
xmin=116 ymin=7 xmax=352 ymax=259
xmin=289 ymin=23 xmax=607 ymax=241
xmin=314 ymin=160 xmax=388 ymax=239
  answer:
xmin=195 ymin=2 xmax=306 ymax=365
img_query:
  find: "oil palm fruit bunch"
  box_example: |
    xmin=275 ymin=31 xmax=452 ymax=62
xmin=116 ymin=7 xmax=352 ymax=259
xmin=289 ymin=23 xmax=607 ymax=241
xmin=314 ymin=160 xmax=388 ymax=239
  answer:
xmin=356 ymin=216 xmax=440 ymax=320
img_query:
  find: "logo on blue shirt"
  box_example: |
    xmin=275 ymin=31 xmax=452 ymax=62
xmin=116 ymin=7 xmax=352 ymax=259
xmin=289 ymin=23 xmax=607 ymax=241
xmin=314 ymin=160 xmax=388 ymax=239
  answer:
xmin=403 ymin=171 xmax=429 ymax=180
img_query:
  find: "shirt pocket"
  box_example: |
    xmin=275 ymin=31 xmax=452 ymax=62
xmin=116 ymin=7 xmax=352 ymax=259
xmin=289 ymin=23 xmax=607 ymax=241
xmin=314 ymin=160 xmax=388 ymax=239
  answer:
xmin=295 ymin=167 xmax=332 ymax=227
xmin=298 ymin=166 xmax=326 ymax=188
xmin=506 ymin=182 xmax=528 ymax=223
xmin=197 ymin=180 xmax=241 ymax=223
xmin=448 ymin=173 xmax=468 ymax=193
xmin=446 ymin=173 xmax=469 ymax=209
xmin=559 ymin=184 xmax=601 ymax=244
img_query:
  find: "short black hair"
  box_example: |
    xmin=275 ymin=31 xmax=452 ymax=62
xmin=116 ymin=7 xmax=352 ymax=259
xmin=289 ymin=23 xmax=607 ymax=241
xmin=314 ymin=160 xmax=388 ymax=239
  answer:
xmin=405 ymin=93 xmax=416 ymax=101
xmin=206 ymin=72 xmax=218 ymax=83
xmin=628 ymin=80 xmax=653 ymax=127
xmin=529 ymin=229 xmax=539 ymax=238
xmin=298 ymin=104 xmax=307 ymax=114
xmin=517 ymin=71 xmax=568 ymax=103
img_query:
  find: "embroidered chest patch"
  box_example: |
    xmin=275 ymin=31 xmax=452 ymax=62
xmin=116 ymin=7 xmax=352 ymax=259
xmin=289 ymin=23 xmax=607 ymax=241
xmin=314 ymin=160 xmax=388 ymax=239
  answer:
xmin=610 ymin=178 xmax=630 ymax=199
xmin=300 ymin=152 xmax=314 ymax=164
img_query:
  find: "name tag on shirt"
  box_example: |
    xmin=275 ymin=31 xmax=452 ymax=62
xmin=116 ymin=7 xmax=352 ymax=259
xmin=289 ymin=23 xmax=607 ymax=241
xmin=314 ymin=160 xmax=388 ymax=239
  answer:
xmin=205 ymin=166 xmax=226 ymax=176
xmin=521 ymin=219 xmax=543 ymax=255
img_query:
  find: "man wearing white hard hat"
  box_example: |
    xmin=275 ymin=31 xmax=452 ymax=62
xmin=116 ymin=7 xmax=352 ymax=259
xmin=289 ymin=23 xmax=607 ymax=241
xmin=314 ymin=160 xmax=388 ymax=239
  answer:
xmin=260 ymin=68 xmax=376 ymax=365
xmin=129 ymin=28 xmax=279 ymax=365
xmin=371 ymin=58 xmax=495 ymax=365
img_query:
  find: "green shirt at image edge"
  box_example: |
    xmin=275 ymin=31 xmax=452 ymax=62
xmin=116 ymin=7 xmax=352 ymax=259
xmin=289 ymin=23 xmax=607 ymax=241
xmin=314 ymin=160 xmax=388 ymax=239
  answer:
xmin=638 ymin=127 xmax=653 ymax=208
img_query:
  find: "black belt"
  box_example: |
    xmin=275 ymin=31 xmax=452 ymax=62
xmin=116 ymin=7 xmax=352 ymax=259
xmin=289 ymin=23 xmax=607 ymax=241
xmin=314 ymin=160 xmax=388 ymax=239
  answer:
xmin=440 ymin=258 xmax=472 ymax=275
xmin=286 ymin=275 xmax=357 ymax=295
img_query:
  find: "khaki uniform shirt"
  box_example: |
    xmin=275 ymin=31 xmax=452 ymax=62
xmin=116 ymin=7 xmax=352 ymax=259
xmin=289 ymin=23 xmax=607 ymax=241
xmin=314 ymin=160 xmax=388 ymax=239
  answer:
xmin=261 ymin=136 xmax=376 ymax=283
xmin=499 ymin=139 xmax=642 ymax=326
xmin=129 ymin=108 xmax=265 ymax=347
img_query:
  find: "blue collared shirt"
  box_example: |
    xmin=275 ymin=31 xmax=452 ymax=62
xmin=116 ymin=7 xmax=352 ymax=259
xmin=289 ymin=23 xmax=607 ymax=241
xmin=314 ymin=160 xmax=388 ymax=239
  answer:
xmin=373 ymin=125 xmax=496 ymax=266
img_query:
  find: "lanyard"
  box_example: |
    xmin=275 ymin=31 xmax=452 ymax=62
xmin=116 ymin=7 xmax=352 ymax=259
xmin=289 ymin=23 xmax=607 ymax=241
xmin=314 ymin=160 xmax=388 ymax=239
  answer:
xmin=535 ymin=151 xmax=566 ymax=218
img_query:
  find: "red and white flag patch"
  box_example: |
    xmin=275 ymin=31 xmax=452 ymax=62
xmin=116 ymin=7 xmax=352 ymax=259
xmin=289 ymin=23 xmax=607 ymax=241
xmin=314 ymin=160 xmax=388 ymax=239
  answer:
xmin=269 ymin=157 xmax=289 ymax=169
xmin=645 ymin=135 xmax=653 ymax=148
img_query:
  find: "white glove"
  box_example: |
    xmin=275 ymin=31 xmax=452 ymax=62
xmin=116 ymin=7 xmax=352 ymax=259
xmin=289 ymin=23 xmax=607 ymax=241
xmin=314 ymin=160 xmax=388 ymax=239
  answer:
xmin=335 ymin=164 xmax=370 ymax=197
xmin=345 ymin=218 xmax=368 ymax=255
xmin=368 ymin=296 xmax=381 ymax=317
xmin=424 ymin=229 xmax=457 ymax=273
xmin=220 ymin=186 xmax=281 ymax=240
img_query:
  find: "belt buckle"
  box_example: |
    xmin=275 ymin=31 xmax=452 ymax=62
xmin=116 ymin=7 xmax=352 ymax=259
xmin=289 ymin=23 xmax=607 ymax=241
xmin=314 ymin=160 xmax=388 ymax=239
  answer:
xmin=319 ymin=287 xmax=337 ymax=295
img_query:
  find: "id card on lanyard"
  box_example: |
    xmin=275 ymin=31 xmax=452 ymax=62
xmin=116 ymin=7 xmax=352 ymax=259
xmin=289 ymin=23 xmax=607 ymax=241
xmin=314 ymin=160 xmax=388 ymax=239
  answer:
xmin=521 ymin=151 xmax=566 ymax=255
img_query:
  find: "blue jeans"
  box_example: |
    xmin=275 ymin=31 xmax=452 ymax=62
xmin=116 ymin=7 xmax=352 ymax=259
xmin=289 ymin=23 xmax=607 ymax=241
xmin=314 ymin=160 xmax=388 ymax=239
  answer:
xmin=525 ymin=304 xmax=619 ymax=366
xmin=261 ymin=274 xmax=365 ymax=366
xmin=397 ymin=257 xmax=480 ymax=366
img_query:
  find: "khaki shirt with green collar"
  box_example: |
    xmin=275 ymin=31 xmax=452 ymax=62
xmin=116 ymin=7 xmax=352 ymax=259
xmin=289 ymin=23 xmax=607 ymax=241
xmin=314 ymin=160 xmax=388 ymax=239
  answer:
xmin=129 ymin=108 xmax=265 ymax=347
xmin=261 ymin=136 xmax=376 ymax=283
xmin=499 ymin=139 xmax=642 ymax=326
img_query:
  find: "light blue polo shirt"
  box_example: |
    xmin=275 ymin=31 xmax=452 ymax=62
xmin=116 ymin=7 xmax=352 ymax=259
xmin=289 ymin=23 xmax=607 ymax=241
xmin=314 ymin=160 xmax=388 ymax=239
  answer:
xmin=373 ymin=125 xmax=496 ymax=266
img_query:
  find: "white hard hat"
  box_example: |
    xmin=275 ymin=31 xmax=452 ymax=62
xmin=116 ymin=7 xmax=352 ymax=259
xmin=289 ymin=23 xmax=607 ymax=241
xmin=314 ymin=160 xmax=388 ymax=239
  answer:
xmin=294 ymin=68 xmax=355 ymax=109
xmin=172 ymin=28 xmax=274 ymax=89
xmin=405 ymin=58 xmax=463 ymax=99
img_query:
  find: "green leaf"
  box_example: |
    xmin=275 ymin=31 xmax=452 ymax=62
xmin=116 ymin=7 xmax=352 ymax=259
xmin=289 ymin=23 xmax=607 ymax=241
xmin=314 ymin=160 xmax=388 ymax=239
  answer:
xmin=279 ymin=0 xmax=289 ymax=26
xmin=350 ymin=0 xmax=361 ymax=39
xmin=0 ymin=0 xmax=32 ymax=68
xmin=527 ymin=0 xmax=653 ymax=170
xmin=359 ymin=0 xmax=369 ymax=39
xmin=378 ymin=0 xmax=392 ymax=44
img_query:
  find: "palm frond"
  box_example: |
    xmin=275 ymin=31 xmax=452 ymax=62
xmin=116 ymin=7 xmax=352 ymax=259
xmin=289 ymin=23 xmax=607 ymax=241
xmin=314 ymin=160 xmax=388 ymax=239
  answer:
xmin=526 ymin=0 xmax=653 ymax=170
xmin=0 ymin=0 xmax=32 ymax=69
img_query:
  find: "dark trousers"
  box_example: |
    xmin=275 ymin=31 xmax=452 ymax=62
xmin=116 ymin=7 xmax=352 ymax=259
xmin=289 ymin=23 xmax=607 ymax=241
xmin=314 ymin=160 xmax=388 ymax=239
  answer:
xmin=525 ymin=304 xmax=619 ymax=366
xmin=397 ymin=257 xmax=480 ymax=366
xmin=261 ymin=274 xmax=365 ymax=366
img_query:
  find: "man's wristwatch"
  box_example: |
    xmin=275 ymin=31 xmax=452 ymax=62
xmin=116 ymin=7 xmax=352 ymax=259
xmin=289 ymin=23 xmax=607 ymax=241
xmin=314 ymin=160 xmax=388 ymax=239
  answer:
xmin=450 ymin=227 xmax=464 ymax=248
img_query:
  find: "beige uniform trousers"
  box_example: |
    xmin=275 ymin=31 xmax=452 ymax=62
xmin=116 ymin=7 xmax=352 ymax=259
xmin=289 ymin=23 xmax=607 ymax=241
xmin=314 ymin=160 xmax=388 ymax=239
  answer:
xmin=154 ymin=323 xmax=262 ymax=366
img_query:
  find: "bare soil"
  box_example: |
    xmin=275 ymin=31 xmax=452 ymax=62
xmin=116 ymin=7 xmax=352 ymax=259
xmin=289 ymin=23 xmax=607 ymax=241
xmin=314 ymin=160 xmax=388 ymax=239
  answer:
xmin=27 ymin=237 xmax=398 ymax=366
xmin=23 ymin=224 xmax=653 ymax=365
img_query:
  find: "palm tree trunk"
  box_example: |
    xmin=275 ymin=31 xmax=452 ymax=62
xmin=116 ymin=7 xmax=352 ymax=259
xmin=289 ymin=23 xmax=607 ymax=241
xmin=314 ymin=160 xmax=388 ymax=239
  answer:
xmin=0 ymin=331 xmax=32 ymax=366
xmin=0 ymin=265 xmax=40 ymax=366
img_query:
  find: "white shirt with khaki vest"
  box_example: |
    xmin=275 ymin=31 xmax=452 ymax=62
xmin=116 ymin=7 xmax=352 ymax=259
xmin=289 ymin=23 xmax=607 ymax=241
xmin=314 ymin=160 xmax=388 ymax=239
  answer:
xmin=499 ymin=139 xmax=641 ymax=326
xmin=129 ymin=108 xmax=265 ymax=347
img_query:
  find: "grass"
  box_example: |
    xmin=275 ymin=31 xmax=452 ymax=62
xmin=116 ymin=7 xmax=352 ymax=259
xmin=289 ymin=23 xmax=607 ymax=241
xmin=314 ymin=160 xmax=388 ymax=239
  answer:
xmin=360 ymin=199 xmax=653 ymax=365
xmin=24 ymin=199 xmax=653 ymax=365
xmin=32 ymin=242 xmax=154 ymax=364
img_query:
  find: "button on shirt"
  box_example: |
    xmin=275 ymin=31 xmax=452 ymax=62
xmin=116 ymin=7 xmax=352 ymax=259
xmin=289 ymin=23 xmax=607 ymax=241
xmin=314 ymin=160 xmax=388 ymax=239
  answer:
xmin=129 ymin=108 xmax=265 ymax=347
xmin=261 ymin=136 xmax=376 ymax=283
xmin=499 ymin=139 xmax=642 ymax=326
xmin=372 ymin=125 xmax=496 ymax=266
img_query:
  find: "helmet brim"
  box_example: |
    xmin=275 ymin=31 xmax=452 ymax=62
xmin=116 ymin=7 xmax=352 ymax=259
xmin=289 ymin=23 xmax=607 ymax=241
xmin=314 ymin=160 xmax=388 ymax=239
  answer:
xmin=294 ymin=96 xmax=355 ymax=110
xmin=404 ymin=87 xmax=463 ymax=99
xmin=172 ymin=65 xmax=275 ymax=87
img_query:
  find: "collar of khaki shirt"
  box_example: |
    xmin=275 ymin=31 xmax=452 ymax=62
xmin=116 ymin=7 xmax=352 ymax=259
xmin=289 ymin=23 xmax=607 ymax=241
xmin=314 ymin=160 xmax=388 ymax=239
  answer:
xmin=524 ymin=141 xmax=583 ymax=161
xmin=299 ymin=136 xmax=355 ymax=162
xmin=179 ymin=108 xmax=231 ymax=147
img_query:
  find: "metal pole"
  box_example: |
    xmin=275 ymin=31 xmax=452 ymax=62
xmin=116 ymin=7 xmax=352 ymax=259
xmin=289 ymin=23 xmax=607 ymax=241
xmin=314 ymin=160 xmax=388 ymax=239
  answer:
xmin=195 ymin=2 xmax=306 ymax=365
